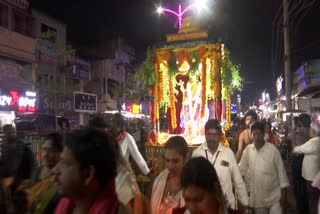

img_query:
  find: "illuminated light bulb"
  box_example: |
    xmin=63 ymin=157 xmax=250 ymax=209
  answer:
xmin=157 ymin=6 xmax=163 ymax=14
xmin=155 ymin=1 xmax=207 ymax=29
xmin=194 ymin=0 xmax=207 ymax=12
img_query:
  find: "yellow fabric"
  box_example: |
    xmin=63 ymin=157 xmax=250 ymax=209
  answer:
xmin=27 ymin=175 xmax=55 ymax=204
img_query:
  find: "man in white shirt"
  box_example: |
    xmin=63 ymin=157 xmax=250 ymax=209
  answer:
xmin=111 ymin=113 xmax=150 ymax=175
xmin=192 ymin=119 xmax=249 ymax=212
xmin=292 ymin=122 xmax=320 ymax=214
xmin=239 ymin=121 xmax=289 ymax=214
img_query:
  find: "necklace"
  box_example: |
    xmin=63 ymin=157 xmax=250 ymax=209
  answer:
xmin=164 ymin=188 xmax=181 ymax=204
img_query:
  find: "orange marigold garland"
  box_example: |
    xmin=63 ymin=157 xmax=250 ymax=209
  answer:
xmin=176 ymin=50 xmax=190 ymax=68
xmin=157 ymin=66 xmax=164 ymax=104
xmin=155 ymin=82 xmax=160 ymax=121
xmin=200 ymin=58 xmax=207 ymax=118
xmin=225 ymin=87 xmax=231 ymax=130
xmin=198 ymin=46 xmax=207 ymax=59
xmin=211 ymin=50 xmax=218 ymax=93
xmin=169 ymin=76 xmax=177 ymax=129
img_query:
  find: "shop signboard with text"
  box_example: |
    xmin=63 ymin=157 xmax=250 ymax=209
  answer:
xmin=38 ymin=93 xmax=73 ymax=114
xmin=73 ymin=92 xmax=97 ymax=113
xmin=294 ymin=59 xmax=320 ymax=94
xmin=0 ymin=89 xmax=37 ymax=112
xmin=66 ymin=56 xmax=90 ymax=80
xmin=38 ymin=40 xmax=58 ymax=64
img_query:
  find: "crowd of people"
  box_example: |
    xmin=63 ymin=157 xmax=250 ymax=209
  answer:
xmin=0 ymin=111 xmax=319 ymax=214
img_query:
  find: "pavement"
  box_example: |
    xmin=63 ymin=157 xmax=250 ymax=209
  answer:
xmin=284 ymin=157 xmax=298 ymax=214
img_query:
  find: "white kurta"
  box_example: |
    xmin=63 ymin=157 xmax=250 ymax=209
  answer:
xmin=293 ymin=137 xmax=320 ymax=181
xmin=239 ymin=142 xmax=290 ymax=209
xmin=118 ymin=132 xmax=150 ymax=175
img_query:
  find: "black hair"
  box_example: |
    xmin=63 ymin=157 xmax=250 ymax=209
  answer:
xmin=244 ymin=110 xmax=258 ymax=121
xmin=298 ymin=114 xmax=312 ymax=128
xmin=293 ymin=116 xmax=299 ymax=126
xmin=232 ymin=117 xmax=240 ymax=124
xmin=265 ymin=121 xmax=272 ymax=128
xmin=164 ymin=136 xmax=188 ymax=157
xmin=111 ymin=113 xmax=125 ymax=129
xmin=64 ymin=128 xmax=117 ymax=186
xmin=44 ymin=132 xmax=63 ymax=152
xmin=181 ymin=157 xmax=220 ymax=193
xmin=88 ymin=116 xmax=109 ymax=129
xmin=205 ymin=119 xmax=222 ymax=132
xmin=250 ymin=121 xmax=265 ymax=133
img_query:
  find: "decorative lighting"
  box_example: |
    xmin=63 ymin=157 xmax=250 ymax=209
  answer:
xmin=156 ymin=0 xmax=207 ymax=29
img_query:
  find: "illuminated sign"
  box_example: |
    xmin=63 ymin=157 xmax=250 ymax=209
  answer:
xmin=231 ymin=104 xmax=237 ymax=113
xmin=0 ymin=90 xmax=36 ymax=112
xmin=74 ymin=92 xmax=97 ymax=113
xmin=132 ymin=104 xmax=141 ymax=114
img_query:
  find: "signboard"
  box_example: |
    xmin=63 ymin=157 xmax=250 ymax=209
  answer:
xmin=0 ymin=89 xmax=36 ymax=112
xmin=38 ymin=41 xmax=58 ymax=64
xmin=67 ymin=56 xmax=90 ymax=80
xmin=231 ymin=104 xmax=238 ymax=113
xmin=294 ymin=59 xmax=320 ymax=94
xmin=73 ymin=92 xmax=97 ymax=113
xmin=294 ymin=65 xmax=307 ymax=94
xmin=38 ymin=93 xmax=73 ymax=114
xmin=304 ymin=59 xmax=320 ymax=86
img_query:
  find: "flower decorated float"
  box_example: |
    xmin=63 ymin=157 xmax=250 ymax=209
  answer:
xmin=137 ymin=17 xmax=242 ymax=172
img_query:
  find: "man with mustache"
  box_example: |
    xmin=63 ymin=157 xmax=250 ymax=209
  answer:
xmin=53 ymin=128 xmax=129 ymax=214
xmin=239 ymin=121 xmax=289 ymax=214
xmin=192 ymin=119 xmax=249 ymax=213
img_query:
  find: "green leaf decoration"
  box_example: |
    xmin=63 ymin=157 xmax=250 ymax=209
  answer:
xmin=136 ymin=49 xmax=156 ymax=89
xmin=168 ymin=51 xmax=178 ymax=76
xmin=221 ymin=49 xmax=243 ymax=97
xmin=189 ymin=51 xmax=199 ymax=75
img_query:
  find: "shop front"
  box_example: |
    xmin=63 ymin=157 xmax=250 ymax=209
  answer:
xmin=293 ymin=59 xmax=320 ymax=111
xmin=0 ymin=89 xmax=37 ymax=127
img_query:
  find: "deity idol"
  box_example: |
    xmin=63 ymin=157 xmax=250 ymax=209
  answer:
xmin=179 ymin=74 xmax=209 ymax=140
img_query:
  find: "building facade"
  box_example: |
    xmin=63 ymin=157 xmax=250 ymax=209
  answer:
xmin=87 ymin=38 xmax=146 ymax=114
xmin=32 ymin=9 xmax=87 ymax=128
xmin=0 ymin=0 xmax=36 ymax=126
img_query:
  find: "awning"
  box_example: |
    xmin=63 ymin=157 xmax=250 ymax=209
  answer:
xmin=296 ymin=86 xmax=320 ymax=98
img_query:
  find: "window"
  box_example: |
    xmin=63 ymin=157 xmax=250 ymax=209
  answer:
xmin=12 ymin=8 xmax=33 ymax=37
xmin=0 ymin=3 xmax=8 ymax=28
xmin=41 ymin=23 xmax=57 ymax=43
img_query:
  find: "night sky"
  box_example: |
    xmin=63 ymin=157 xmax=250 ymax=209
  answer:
xmin=30 ymin=0 xmax=320 ymax=105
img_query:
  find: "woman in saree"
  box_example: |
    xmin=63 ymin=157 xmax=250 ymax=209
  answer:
xmin=27 ymin=132 xmax=63 ymax=214
xmin=150 ymin=136 xmax=188 ymax=214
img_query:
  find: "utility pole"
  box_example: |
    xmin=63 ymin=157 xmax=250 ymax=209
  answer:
xmin=283 ymin=0 xmax=292 ymax=130
xmin=79 ymin=80 xmax=84 ymax=126
xmin=54 ymin=63 xmax=58 ymax=131
xmin=283 ymin=0 xmax=291 ymax=111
